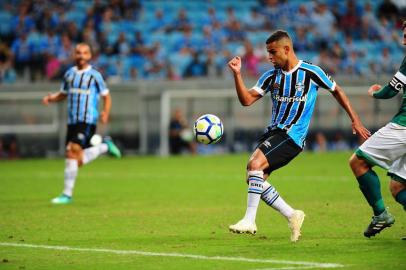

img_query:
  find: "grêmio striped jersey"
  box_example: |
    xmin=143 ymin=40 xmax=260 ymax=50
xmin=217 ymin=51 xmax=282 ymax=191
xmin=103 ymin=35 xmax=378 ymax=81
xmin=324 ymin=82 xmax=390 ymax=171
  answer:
xmin=253 ymin=60 xmax=336 ymax=148
xmin=60 ymin=65 xmax=109 ymax=125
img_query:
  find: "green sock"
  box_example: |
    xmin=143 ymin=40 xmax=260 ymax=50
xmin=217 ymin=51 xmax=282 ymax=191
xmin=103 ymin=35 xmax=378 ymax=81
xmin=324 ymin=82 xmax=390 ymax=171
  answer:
xmin=395 ymin=190 xmax=406 ymax=211
xmin=357 ymin=170 xmax=385 ymax=216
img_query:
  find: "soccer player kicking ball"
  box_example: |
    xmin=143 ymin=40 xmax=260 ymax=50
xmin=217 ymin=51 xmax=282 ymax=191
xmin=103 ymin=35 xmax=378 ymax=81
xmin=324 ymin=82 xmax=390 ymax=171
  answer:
xmin=349 ymin=21 xmax=406 ymax=239
xmin=228 ymin=30 xmax=370 ymax=242
xmin=42 ymin=43 xmax=121 ymax=204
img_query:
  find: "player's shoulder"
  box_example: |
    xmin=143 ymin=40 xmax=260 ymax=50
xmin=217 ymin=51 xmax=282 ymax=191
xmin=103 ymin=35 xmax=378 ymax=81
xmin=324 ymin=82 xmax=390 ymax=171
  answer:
xmin=299 ymin=60 xmax=323 ymax=73
xmin=259 ymin=68 xmax=277 ymax=78
xmin=88 ymin=66 xmax=105 ymax=79
xmin=63 ymin=66 xmax=76 ymax=78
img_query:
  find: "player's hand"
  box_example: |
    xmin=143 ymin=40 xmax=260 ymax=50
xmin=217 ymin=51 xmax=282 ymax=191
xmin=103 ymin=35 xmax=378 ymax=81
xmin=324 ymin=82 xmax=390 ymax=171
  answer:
xmin=100 ymin=111 xmax=109 ymax=124
xmin=228 ymin=56 xmax=242 ymax=74
xmin=367 ymin=84 xmax=381 ymax=97
xmin=352 ymin=120 xmax=371 ymax=141
xmin=42 ymin=93 xmax=51 ymax=105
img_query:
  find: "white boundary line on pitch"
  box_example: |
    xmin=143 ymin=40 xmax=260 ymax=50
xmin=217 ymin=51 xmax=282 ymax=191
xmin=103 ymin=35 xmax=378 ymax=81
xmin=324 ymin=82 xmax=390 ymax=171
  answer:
xmin=0 ymin=242 xmax=343 ymax=269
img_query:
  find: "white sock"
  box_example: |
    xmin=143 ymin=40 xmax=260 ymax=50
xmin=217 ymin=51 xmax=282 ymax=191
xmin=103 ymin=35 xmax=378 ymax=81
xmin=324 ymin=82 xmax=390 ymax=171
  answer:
xmin=261 ymin=181 xmax=294 ymax=219
xmin=82 ymin=143 xmax=108 ymax=165
xmin=243 ymin=170 xmax=264 ymax=223
xmin=63 ymin=159 xmax=78 ymax=197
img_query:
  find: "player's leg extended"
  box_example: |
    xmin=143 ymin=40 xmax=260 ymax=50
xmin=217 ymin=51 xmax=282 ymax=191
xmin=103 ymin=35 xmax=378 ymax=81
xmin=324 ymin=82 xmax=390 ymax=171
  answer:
xmin=349 ymin=153 xmax=394 ymax=237
xmin=349 ymin=154 xmax=386 ymax=216
xmin=82 ymin=143 xmax=109 ymax=165
xmin=229 ymin=149 xmax=267 ymax=235
xmin=261 ymin=176 xmax=305 ymax=242
xmin=51 ymin=142 xmax=82 ymax=204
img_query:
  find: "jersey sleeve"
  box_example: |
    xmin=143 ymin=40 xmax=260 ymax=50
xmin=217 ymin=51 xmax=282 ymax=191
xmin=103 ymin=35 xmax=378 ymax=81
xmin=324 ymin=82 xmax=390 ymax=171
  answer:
xmin=94 ymin=72 xmax=109 ymax=96
xmin=59 ymin=70 xmax=70 ymax=94
xmin=374 ymin=57 xmax=406 ymax=99
xmin=252 ymin=70 xmax=274 ymax=96
xmin=311 ymin=66 xmax=336 ymax=92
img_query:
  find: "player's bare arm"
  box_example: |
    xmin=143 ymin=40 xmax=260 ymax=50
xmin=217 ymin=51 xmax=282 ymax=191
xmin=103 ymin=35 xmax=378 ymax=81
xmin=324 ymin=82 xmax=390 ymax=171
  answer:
xmin=228 ymin=56 xmax=262 ymax=106
xmin=100 ymin=93 xmax=112 ymax=124
xmin=42 ymin=92 xmax=67 ymax=105
xmin=332 ymin=84 xmax=371 ymax=140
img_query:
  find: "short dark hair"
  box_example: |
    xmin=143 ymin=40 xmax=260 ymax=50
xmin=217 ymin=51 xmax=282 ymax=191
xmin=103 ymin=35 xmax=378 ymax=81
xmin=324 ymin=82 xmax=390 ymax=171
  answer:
xmin=266 ymin=30 xmax=291 ymax=44
xmin=403 ymin=20 xmax=406 ymax=30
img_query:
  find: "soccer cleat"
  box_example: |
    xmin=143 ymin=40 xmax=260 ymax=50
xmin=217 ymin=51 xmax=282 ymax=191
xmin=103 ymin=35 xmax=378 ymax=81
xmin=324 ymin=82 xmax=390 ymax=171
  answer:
xmin=402 ymin=236 xmax=406 ymax=240
xmin=51 ymin=194 xmax=72 ymax=204
xmin=288 ymin=210 xmax=305 ymax=242
xmin=229 ymin=219 xmax=257 ymax=234
xmin=103 ymin=136 xmax=122 ymax=158
xmin=363 ymin=209 xmax=395 ymax=238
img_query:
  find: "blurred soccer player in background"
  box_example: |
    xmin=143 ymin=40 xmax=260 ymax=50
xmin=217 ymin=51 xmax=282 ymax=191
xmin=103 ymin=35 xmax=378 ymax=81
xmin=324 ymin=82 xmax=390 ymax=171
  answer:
xmin=42 ymin=43 xmax=121 ymax=204
xmin=228 ymin=30 xmax=370 ymax=242
xmin=349 ymin=21 xmax=406 ymax=239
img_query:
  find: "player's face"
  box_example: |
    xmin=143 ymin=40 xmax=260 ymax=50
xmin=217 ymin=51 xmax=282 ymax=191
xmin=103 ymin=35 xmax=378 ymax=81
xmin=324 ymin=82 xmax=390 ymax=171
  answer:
xmin=266 ymin=41 xmax=288 ymax=69
xmin=74 ymin=45 xmax=92 ymax=67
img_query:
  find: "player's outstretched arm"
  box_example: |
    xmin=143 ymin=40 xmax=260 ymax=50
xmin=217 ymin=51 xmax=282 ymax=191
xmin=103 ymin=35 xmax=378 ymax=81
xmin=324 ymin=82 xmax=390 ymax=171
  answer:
xmin=368 ymin=83 xmax=399 ymax=99
xmin=228 ymin=56 xmax=262 ymax=106
xmin=332 ymin=84 xmax=371 ymax=140
xmin=100 ymin=93 xmax=111 ymax=124
xmin=42 ymin=92 xmax=67 ymax=105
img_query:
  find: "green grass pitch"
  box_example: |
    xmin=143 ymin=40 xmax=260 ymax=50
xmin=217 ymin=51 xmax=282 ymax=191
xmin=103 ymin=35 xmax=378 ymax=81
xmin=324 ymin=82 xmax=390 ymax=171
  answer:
xmin=0 ymin=152 xmax=405 ymax=269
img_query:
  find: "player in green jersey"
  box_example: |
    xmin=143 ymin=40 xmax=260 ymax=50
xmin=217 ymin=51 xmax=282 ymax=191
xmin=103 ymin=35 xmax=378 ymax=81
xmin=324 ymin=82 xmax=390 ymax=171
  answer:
xmin=349 ymin=21 xmax=406 ymax=239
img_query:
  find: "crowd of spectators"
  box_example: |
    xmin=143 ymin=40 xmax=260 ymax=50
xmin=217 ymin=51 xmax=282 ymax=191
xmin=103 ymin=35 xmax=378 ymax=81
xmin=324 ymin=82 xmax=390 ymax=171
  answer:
xmin=0 ymin=0 xmax=405 ymax=84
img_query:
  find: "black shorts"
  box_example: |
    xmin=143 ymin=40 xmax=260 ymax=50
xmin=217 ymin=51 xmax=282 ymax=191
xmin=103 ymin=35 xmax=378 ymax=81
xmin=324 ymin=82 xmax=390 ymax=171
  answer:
xmin=66 ymin=123 xmax=96 ymax=149
xmin=256 ymin=128 xmax=302 ymax=175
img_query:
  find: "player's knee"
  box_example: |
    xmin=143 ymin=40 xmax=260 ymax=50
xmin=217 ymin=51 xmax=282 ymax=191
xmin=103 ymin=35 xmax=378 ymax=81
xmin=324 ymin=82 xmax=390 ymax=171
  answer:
xmin=349 ymin=154 xmax=369 ymax=175
xmin=65 ymin=143 xmax=83 ymax=162
xmin=247 ymin=159 xmax=263 ymax=171
xmin=389 ymin=180 xmax=405 ymax=198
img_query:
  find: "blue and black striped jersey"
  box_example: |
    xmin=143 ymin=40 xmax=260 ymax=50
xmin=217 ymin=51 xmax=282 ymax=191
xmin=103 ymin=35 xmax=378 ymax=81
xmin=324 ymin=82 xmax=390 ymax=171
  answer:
xmin=60 ymin=65 xmax=109 ymax=125
xmin=253 ymin=60 xmax=336 ymax=148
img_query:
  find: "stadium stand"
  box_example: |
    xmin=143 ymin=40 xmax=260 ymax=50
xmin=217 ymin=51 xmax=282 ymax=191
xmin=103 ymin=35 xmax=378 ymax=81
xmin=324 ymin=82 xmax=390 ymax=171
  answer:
xmin=0 ymin=0 xmax=404 ymax=84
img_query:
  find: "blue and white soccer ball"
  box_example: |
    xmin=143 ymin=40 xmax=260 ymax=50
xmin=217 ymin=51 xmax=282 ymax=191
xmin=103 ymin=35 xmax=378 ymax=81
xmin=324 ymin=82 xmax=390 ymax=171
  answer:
xmin=193 ymin=114 xmax=224 ymax=144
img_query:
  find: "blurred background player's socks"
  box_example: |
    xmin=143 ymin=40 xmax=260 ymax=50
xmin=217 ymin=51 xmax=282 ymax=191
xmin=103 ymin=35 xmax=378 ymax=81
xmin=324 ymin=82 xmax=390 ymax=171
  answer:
xmin=243 ymin=171 xmax=264 ymax=223
xmin=82 ymin=144 xmax=108 ymax=165
xmin=357 ymin=170 xmax=385 ymax=216
xmin=63 ymin=159 xmax=78 ymax=197
xmin=261 ymin=181 xmax=294 ymax=219
xmin=395 ymin=189 xmax=406 ymax=211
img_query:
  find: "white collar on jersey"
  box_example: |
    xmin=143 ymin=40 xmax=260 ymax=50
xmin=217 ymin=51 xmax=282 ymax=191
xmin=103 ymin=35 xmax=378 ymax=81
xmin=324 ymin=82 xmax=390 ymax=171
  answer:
xmin=73 ymin=65 xmax=92 ymax=74
xmin=281 ymin=60 xmax=302 ymax=75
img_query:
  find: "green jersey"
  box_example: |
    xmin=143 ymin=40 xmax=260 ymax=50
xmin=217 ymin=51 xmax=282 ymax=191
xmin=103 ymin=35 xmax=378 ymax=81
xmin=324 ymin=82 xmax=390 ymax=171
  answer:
xmin=373 ymin=56 xmax=406 ymax=126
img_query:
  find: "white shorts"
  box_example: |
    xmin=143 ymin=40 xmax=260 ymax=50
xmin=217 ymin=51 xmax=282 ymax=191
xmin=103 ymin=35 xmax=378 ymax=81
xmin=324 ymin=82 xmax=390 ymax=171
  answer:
xmin=357 ymin=122 xmax=406 ymax=182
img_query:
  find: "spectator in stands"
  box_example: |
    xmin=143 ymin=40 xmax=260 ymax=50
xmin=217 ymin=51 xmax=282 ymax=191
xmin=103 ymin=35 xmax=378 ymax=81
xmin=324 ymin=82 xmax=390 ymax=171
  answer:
xmin=57 ymin=33 xmax=74 ymax=71
xmin=340 ymin=1 xmax=360 ymax=38
xmin=243 ymin=7 xmax=266 ymax=32
xmin=149 ymin=9 xmax=169 ymax=33
xmin=330 ymin=132 xmax=350 ymax=151
xmin=240 ymin=40 xmax=259 ymax=78
xmin=311 ymin=2 xmax=336 ymax=50
xmin=312 ymin=132 xmax=328 ymax=152
xmin=292 ymin=5 xmax=312 ymax=29
xmin=169 ymin=108 xmax=196 ymax=155
xmin=113 ymin=32 xmax=131 ymax=56
xmin=184 ymin=51 xmax=207 ymax=78
xmin=11 ymin=32 xmax=32 ymax=80
xmin=171 ymin=9 xmax=191 ymax=32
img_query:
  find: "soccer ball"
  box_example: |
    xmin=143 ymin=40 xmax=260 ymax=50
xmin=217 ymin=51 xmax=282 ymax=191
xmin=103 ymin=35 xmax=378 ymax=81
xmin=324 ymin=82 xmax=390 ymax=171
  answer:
xmin=193 ymin=114 xmax=224 ymax=144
